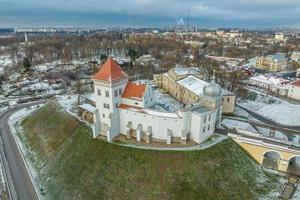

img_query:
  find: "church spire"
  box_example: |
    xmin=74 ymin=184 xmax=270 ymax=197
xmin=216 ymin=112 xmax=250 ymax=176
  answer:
xmin=212 ymin=69 xmax=216 ymax=83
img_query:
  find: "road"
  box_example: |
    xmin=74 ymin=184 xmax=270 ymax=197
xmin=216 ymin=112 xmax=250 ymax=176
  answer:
xmin=0 ymin=100 xmax=46 ymax=200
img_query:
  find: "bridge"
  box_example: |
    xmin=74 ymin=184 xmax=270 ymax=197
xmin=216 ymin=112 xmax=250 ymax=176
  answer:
xmin=228 ymin=129 xmax=300 ymax=176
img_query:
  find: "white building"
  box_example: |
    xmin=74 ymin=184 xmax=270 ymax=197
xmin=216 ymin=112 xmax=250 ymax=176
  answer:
xmin=291 ymin=51 xmax=300 ymax=62
xmin=248 ymin=75 xmax=290 ymax=96
xmin=287 ymin=80 xmax=300 ymax=100
xmin=274 ymin=34 xmax=285 ymax=41
xmin=87 ymin=58 xmax=223 ymax=144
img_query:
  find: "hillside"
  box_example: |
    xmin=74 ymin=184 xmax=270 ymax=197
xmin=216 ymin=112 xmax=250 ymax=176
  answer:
xmin=19 ymin=102 xmax=282 ymax=200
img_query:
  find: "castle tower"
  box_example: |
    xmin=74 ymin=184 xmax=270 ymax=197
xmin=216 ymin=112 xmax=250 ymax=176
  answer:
xmin=92 ymin=58 xmax=129 ymax=141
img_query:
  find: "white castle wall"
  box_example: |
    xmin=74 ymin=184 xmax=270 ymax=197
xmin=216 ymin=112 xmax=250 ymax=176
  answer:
xmin=190 ymin=111 xmax=215 ymax=143
xmin=119 ymin=108 xmax=185 ymax=141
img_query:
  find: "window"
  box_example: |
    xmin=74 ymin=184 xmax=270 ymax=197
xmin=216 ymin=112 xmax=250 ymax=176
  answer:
xmin=203 ymin=126 xmax=206 ymax=133
xmin=227 ymin=97 xmax=230 ymax=102
xmin=119 ymin=88 xmax=122 ymax=96
xmin=103 ymin=103 xmax=110 ymax=109
xmin=102 ymin=114 xmax=105 ymax=118
xmin=114 ymin=90 xmax=118 ymax=97
xmin=209 ymin=114 xmax=211 ymax=121
xmin=97 ymin=89 xmax=101 ymax=96
xmin=135 ymin=102 xmax=139 ymax=105
xmin=115 ymin=103 xmax=118 ymax=108
xmin=105 ymin=90 xmax=109 ymax=98
xmin=208 ymin=125 xmax=210 ymax=131
xmin=204 ymin=116 xmax=206 ymax=123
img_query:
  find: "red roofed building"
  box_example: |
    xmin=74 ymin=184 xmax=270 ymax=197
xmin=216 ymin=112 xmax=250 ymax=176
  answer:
xmin=288 ymin=80 xmax=300 ymax=100
xmin=88 ymin=57 xmax=220 ymax=145
xmin=92 ymin=57 xmax=129 ymax=81
xmin=122 ymin=82 xmax=146 ymax=100
xmin=121 ymin=82 xmax=153 ymax=108
xmin=91 ymin=58 xmax=153 ymax=141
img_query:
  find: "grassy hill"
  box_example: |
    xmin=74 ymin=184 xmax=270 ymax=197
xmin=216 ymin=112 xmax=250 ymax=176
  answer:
xmin=19 ymin=102 xmax=282 ymax=200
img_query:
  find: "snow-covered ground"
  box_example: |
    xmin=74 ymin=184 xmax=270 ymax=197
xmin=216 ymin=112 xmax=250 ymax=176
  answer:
xmin=244 ymin=57 xmax=257 ymax=68
xmin=0 ymin=55 xmax=13 ymax=75
xmin=8 ymin=105 xmax=46 ymax=199
xmin=222 ymin=119 xmax=257 ymax=132
xmin=293 ymin=185 xmax=300 ymax=200
xmin=0 ymin=154 xmax=8 ymax=200
xmin=239 ymin=93 xmax=300 ymax=126
xmin=8 ymin=105 xmax=43 ymax=125
xmin=56 ymin=94 xmax=79 ymax=117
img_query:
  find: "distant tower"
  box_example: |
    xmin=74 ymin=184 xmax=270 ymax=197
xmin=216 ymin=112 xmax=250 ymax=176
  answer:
xmin=187 ymin=8 xmax=190 ymax=31
xmin=24 ymin=32 xmax=28 ymax=43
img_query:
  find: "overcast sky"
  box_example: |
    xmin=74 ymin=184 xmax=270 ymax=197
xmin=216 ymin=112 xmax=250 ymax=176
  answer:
xmin=0 ymin=0 xmax=299 ymax=28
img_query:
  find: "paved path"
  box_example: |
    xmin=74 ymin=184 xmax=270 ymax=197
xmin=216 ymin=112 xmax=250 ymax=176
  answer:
xmin=112 ymin=134 xmax=228 ymax=151
xmin=0 ymin=100 xmax=46 ymax=200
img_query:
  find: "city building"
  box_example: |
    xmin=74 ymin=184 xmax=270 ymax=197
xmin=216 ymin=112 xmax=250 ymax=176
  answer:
xmin=80 ymin=58 xmax=223 ymax=144
xmin=287 ymin=80 xmax=300 ymax=100
xmin=153 ymin=67 xmax=236 ymax=114
xmin=274 ymin=33 xmax=285 ymax=41
xmin=248 ymin=75 xmax=290 ymax=96
xmin=296 ymin=68 xmax=300 ymax=78
xmin=291 ymin=51 xmax=300 ymax=62
xmin=256 ymin=53 xmax=288 ymax=72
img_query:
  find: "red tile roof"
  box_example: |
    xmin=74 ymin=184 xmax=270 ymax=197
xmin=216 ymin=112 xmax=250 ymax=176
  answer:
xmin=292 ymin=80 xmax=300 ymax=87
xmin=92 ymin=58 xmax=128 ymax=81
xmin=122 ymin=82 xmax=146 ymax=100
xmin=119 ymin=104 xmax=142 ymax=110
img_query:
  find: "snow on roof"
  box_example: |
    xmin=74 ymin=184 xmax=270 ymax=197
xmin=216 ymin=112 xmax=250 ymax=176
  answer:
xmin=250 ymin=75 xmax=290 ymax=89
xmin=83 ymin=93 xmax=96 ymax=102
xmin=192 ymin=106 xmax=213 ymax=115
xmin=177 ymin=75 xmax=209 ymax=96
xmin=174 ymin=67 xmax=200 ymax=75
xmin=267 ymin=53 xmax=286 ymax=61
xmin=119 ymin=104 xmax=180 ymax=119
xmin=78 ymin=104 xmax=96 ymax=113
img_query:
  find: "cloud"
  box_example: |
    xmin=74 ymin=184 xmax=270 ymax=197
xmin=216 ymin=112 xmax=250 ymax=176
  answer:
xmin=0 ymin=0 xmax=299 ymax=28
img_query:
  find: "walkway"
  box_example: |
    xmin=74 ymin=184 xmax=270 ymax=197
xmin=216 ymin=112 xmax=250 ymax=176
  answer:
xmin=111 ymin=134 xmax=228 ymax=151
xmin=277 ymin=175 xmax=299 ymax=200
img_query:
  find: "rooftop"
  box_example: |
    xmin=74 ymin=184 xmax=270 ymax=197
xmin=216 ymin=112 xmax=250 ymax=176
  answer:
xmin=174 ymin=67 xmax=201 ymax=76
xmin=192 ymin=106 xmax=213 ymax=115
xmin=122 ymin=82 xmax=146 ymax=100
xmin=92 ymin=58 xmax=128 ymax=81
xmin=78 ymin=104 xmax=96 ymax=113
xmin=267 ymin=53 xmax=286 ymax=61
xmin=177 ymin=75 xmax=209 ymax=96
xmin=291 ymin=80 xmax=300 ymax=87
xmin=119 ymin=104 xmax=180 ymax=119
xmin=250 ymin=75 xmax=290 ymax=89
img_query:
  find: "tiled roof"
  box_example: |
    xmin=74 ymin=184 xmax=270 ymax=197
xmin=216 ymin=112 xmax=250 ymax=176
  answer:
xmin=292 ymin=80 xmax=300 ymax=87
xmin=122 ymin=82 xmax=146 ymax=100
xmin=92 ymin=58 xmax=128 ymax=81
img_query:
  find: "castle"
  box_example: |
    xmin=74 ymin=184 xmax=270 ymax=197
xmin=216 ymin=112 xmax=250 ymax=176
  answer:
xmin=83 ymin=58 xmax=224 ymax=144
